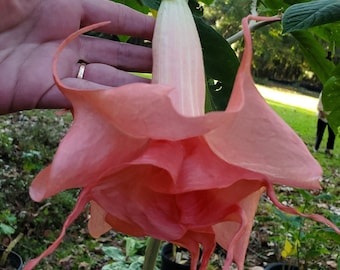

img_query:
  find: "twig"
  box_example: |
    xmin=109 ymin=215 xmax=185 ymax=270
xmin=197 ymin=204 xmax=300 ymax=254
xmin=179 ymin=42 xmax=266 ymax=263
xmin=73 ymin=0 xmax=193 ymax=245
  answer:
xmin=247 ymin=246 xmax=269 ymax=261
xmin=250 ymin=0 xmax=258 ymax=16
xmin=226 ymin=15 xmax=281 ymax=44
xmin=0 ymin=233 xmax=23 ymax=267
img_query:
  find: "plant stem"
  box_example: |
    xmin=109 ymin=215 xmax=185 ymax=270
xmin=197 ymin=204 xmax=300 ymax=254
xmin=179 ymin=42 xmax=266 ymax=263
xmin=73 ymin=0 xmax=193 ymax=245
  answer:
xmin=142 ymin=237 xmax=161 ymax=270
xmin=226 ymin=16 xmax=281 ymax=44
xmin=172 ymin=243 xmax=177 ymax=261
xmin=250 ymin=0 xmax=258 ymax=16
xmin=0 ymin=233 xmax=23 ymax=267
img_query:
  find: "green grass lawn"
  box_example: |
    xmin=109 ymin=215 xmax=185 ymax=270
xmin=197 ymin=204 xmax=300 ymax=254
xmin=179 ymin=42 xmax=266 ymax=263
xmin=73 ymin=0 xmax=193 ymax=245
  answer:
xmin=268 ymin=100 xmax=316 ymax=145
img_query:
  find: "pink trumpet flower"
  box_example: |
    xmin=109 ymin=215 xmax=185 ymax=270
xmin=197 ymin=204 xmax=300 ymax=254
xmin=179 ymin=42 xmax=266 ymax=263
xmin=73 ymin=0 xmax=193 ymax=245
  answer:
xmin=25 ymin=0 xmax=339 ymax=269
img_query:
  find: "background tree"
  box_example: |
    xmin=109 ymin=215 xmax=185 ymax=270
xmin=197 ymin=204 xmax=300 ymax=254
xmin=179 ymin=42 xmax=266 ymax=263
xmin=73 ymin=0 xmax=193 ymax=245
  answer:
xmin=204 ymin=0 xmax=328 ymax=90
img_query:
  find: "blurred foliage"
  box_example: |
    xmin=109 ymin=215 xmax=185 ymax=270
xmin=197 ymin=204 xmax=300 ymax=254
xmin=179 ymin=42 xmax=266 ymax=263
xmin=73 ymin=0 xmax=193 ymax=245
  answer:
xmin=0 ymin=210 xmax=16 ymax=236
xmin=204 ymin=0 xmax=335 ymax=90
xmin=204 ymin=0 xmax=340 ymax=130
xmin=282 ymin=0 xmax=340 ymax=33
xmin=282 ymin=0 xmax=340 ymax=133
xmin=0 ymin=111 xmax=81 ymax=264
xmin=323 ymin=63 xmax=340 ymax=134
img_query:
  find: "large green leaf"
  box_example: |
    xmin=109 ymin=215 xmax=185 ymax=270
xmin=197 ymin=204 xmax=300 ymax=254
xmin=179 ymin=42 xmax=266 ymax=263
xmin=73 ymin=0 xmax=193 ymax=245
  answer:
xmin=310 ymin=22 xmax=340 ymax=47
xmin=260 ymin=0 xmax=306 ymax=10
xmin=141 ymin=0 xmax=160 ymax=9
xmin=323 ymin=63 xmax=340 ymax=134
xmin=199 ymin=0 xmax=215 ymax=5
xmin=284 ymin=0 xmax=310 ymax=4
xmin=283 ymin=0 xmax=340 ymax=33
xmin=194 ymin=17 xmax=239 ymax=111
xmin=112 ymin=0 xmax=149 ymax=13
xmin=292 ymin=31 xmax=335 ymax=83
xmin=141 ymin=0 xmax=211 ymax=11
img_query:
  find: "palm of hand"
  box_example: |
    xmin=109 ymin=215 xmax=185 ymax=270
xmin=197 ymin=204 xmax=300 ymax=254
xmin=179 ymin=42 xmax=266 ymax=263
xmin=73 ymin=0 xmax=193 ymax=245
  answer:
xmin=0 ymin=1 xmax=83 ymax=113
xmin=0 ymin=0 xmax=154 ymax=114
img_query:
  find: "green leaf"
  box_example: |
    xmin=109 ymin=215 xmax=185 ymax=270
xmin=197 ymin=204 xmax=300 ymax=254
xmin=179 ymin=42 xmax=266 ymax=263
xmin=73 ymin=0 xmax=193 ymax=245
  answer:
xmin=310 ymin=22 xmax=340 ymax=47
xmin=194 ymin=17 xmax=239 ymax=112
xmin=141 ymin=0 xmax=160 ymax=10
xmin=297 ymin=189 xmax=313 ymax=200
xmin=292 ymin=30 xmax=335 ymax=83
xmin=125 ymin=237 xmax=137 ymax=257
xmin=129 ymin=258 xmax=144 ymax=270
xmin=0 ymin=223 xmax=15 ymax=235
xmin=102 ymin=261 xmax=128 ymax=270
xmin=323 ymin=63 xmax=340 ymax=134
xmin=284 ymin=0 xmax=310 ymax=4
xmin=315 ymin=193 xmax=334 ymax=200
xmin=323 ymin=64 xmax=340 ymax=111
xmin=113 ymin=0 xmax=150 ymax=13
xmin=260 ymin=0 xmax=289 ymax=10
xmin=197 ymin=0 xmax=214 ymax=6
xmin=283 ymin=0 xmax=340 ymax=33
xmin=141 ymin=0 xmax=205 ymax=13
xmin=188 ymin=0 xmax=204 ymax=16
xmin=102 ymin=246 xmax=125 ymax=261
xmin=327 ymin=111 xmax=340 ymax=135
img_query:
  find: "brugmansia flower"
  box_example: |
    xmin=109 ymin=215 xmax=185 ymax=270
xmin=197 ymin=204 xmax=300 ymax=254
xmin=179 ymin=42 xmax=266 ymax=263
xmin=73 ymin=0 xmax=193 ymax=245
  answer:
xmin=25 ymin=1 xmax=340 ymax=269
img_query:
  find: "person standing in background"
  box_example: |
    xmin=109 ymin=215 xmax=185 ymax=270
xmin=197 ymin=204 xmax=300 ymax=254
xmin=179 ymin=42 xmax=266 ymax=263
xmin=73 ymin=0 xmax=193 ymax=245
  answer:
xmin=314 ymin=92 xmax=336 ymax=156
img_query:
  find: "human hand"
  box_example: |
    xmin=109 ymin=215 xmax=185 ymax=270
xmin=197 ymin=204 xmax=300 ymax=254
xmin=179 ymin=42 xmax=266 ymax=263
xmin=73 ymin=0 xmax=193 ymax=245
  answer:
xmin=0 ymin=0 xmax=154 ymax=114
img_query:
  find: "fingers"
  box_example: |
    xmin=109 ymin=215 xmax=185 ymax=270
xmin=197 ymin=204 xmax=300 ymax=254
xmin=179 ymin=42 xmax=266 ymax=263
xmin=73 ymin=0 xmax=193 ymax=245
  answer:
xmin=36 ymin=79 xmax=109 ymax=110
xmin=37 ymin=72 xmax=149 ymax=110
xmin=79 ymin=35 xmax=152 ymax=72
xmin=81 ymin=0 xmax=155 ymax=40
xmin=36 ymin=85 xmax=72 ymax=111
xmin=39 ymin=1 xmax=154 ymax=111
xmin=74 ymin=62 xmax=150 ymax=86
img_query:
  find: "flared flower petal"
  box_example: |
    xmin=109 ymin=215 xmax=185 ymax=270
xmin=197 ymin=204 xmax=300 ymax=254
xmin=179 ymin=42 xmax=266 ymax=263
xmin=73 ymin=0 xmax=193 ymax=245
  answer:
xmin=205 ymin=16 xmax=322 ymax=189
xmin=88 ymin=201 xmax=111 ymax=238
xmin=213 ymin=189 xmax=264 ymax=269
xmin=30 ymin=108 xmax=148 ymax=200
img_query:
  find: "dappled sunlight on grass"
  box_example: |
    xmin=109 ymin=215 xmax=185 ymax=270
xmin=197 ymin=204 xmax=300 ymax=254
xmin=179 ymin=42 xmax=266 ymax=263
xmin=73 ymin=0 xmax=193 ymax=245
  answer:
xmin=257 ymin=84 xmax=318 ymax=112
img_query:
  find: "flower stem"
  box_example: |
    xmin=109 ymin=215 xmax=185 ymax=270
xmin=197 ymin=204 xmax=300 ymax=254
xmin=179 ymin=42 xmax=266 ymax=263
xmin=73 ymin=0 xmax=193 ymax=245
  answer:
xmin=0 ymin=233 xmax=23 ymax=267
xmin=142 ymin=237 xmax=161 ymax=270
xmin=227 ymin=16 xmax=281 ymax=44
